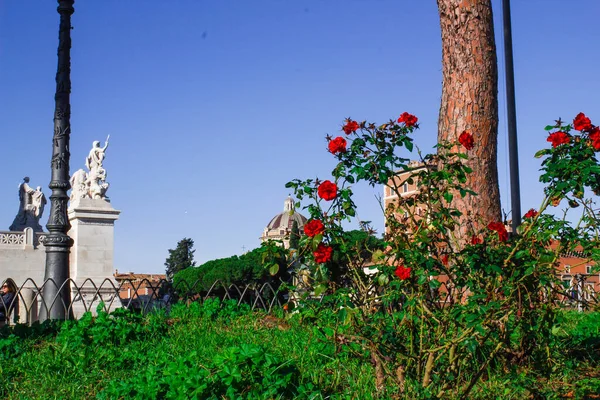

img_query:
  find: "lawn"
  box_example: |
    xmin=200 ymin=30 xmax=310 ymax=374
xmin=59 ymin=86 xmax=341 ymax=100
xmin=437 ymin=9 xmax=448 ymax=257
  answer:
xmin=0 ymin=300 xmax=598 ymax=399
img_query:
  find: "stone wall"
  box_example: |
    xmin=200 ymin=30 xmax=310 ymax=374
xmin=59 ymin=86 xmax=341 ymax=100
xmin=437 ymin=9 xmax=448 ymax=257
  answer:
xmin=0 ymin=228 xmax=46 ymax=286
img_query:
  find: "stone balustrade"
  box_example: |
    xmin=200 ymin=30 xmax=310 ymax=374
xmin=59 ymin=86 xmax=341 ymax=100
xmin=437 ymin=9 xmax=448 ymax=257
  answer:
xmin=0 ymin=229 xmax=46 ymax=249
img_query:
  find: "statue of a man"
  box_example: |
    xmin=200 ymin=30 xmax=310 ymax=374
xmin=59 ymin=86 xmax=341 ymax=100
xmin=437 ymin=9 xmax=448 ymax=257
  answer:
xmin=31 ymin=187 xmax=47 ymax=219
xmin=77 ymin=136 xmax=111 ymax=202
xmin=85 ymin=135 xmax=110 ymax=172
xmin=9 ymin=177 xmax=44 ymax=232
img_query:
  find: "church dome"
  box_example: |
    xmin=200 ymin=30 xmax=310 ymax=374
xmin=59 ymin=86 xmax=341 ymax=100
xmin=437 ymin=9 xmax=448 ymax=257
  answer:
xmin=261 ymin=197 xmax=307 ymax=247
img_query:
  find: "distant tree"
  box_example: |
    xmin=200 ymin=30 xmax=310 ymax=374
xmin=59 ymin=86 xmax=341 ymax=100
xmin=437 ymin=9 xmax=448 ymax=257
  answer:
xmin=289 ymin=220 xmax=300 ymax=249
xmin=165 ymin=238 xmax=196 ymax=280
xmin=172 ymin=243 xmax=289 ymax=292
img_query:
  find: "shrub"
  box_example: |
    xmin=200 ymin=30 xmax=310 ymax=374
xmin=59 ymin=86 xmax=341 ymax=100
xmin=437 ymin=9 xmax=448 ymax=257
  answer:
xmin=285 ymin=112 xmax=600 ymax=397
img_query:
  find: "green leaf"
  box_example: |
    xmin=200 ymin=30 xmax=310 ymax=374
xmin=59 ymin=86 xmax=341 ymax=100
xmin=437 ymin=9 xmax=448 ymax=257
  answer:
xmin=314 ymin=284 xmax=327 ymax=296
xmin=429 ymin=279 xmax=441 ymax=289
xmin=377 ymin=274 xmax=389 ymax=286
xmin=534 ymin=149 xmax=550 ymax=158
xmin=538 ymin=254 xmax=555 ymax=266
xmin=268 ymin=263 xmax=279 ymax=276
xmin=312 ymin=234 xmax=323 ymax=249
xmin=544 ymin=125 xmax=555 ymax=131
xmin=443 ymin=191 xmax=453 ymax=203
xmin=372 ymin=249 xmax=384 ymax=262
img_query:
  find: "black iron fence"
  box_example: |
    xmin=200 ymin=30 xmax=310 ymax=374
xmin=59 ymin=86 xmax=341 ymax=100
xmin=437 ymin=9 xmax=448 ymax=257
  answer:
xmin=0 ymin=277 xmax=287 ymax=325
xmin=0 ymin=275 xmax=596 ymax=326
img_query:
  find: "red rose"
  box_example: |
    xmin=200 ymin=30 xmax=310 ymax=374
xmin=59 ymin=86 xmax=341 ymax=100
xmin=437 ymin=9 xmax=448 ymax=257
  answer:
xmin=487 ymin=221 xmax=508 ymax=242
xmin=523 ymin=208 xmax=538 ymax=219
xmin=317 ymin=180 xmax=337 ymax=201
xmin=313 ymin=243 xmax=333 ymax=263
xmin=458 ymin=131 xmax=474 ymax=150
xmin=343 ymin=120 xmax=360 ymax=135
xmin=573 ymin=112 xmax=593 ymax=132
xmin=547 ymin=131 xmax=570 ymax=148
xmin=394 ymin=265 xmax=411 ymax=280
xmin=397 ymin=112 xmax=418 ymax=127
xmin=589 ymin=127 xmax=600 ymax=151
xmin=328 ymin=136 xmax=347 ymax=154
xmin=470 ymin=235 xmax=483 ymax=245
xmin=304 ymin=219 xmax=325 ymax=237
xmin=441 ymin=254 xmax=449 ymax=266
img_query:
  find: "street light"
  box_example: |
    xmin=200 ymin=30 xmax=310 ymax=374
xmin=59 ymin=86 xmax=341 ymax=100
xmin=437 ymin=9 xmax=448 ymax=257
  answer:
xmin=39 ymin=0 xmax=75 ymax=320
xmin=502 ymin=0 xmax=522 ymax=232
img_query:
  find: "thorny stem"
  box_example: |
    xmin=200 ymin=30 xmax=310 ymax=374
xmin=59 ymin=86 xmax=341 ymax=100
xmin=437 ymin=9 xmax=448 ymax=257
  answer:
xmin=460 ymin=341 xmax=504 ymax=400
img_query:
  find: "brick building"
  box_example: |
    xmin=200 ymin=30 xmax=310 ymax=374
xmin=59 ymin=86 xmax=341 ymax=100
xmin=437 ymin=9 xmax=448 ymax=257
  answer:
xmin=383 ymin=164 xmax=599 ymax=304
xmin=113 ymin=271 xmax=166 ymax=300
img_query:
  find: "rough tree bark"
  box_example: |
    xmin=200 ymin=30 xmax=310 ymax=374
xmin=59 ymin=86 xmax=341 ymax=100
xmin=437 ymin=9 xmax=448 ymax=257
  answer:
xmin=437 ymin=0 xmax=502 ymax=237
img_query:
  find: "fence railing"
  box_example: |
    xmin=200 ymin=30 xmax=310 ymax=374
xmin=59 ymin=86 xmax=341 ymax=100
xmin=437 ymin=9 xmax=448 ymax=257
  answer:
xmin=0 ymin=274 xmax=596 ymax=326
xmin=0 ymin=277 xmax=287 ymax=325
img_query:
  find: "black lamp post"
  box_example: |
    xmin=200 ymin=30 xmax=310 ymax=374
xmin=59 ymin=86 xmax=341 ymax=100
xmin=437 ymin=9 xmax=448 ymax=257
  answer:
xmin=502 ymin=0 xmax=522 ymax=232
xmin=39 ymin=0 xmax=75 ymax=320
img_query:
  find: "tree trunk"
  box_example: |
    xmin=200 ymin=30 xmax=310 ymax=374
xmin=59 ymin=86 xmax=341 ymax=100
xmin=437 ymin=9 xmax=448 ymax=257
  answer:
xmin=437 ymin=0 xmax=502 ymax=237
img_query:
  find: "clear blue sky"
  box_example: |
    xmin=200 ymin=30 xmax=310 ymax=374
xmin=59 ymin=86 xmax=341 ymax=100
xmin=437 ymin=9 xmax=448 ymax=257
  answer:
xmin=1 ymin=1 xmax=599 ymax=274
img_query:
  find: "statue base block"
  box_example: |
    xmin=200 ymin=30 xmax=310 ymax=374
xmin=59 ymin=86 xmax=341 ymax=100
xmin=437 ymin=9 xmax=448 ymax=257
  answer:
xmin=68 ymin=198 xmax=120 ymax=287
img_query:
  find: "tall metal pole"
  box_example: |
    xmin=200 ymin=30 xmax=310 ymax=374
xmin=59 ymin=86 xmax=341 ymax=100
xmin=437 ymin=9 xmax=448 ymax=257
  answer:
xmin=502 ymin=0 xmax=522 ymax=232
xmin=40 ymin=0 xmax=75 ymax=320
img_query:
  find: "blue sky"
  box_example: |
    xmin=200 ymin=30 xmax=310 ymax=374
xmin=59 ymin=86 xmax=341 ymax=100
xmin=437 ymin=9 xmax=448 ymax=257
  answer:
xmin=1 ymin=1 xmax=599 ymax=274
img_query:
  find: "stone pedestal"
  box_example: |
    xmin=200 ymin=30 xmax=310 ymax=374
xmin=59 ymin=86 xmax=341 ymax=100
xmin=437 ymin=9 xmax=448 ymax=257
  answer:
xmin=68 ymin=198 xmax=120 ymax=284
xmin=68 ymin=198 xmax=121 ymax=317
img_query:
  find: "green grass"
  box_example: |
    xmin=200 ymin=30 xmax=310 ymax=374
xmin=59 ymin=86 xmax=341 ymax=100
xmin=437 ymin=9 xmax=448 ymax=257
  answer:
xmin=0 ymin=302 xmax=598 ymax=399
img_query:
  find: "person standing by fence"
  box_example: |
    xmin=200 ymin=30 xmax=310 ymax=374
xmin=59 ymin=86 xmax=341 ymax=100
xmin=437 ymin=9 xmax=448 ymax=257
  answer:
xmin=0 ymin=280 xmax=16 ymax=325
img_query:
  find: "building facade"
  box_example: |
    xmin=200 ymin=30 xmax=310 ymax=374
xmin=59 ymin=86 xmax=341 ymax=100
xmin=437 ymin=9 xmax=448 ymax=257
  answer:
xmin=383 ymin=163 xmax=599 ymax=304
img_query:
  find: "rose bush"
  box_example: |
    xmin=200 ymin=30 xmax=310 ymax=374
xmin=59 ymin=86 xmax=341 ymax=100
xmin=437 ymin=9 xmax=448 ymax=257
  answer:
xmin=284 ymin=112 xmax=600 ymax=397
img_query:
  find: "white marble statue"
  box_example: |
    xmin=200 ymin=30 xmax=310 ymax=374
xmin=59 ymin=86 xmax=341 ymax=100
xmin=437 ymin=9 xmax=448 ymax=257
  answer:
xmin=70 ymin=136 xmax=111 ymax=204
xmin=69 ymin=169 xmax=88 ymax=203
xmin=88 ymin=166 xmax=109 ymax=199
xmin=9 ymin=177 xmax=45 ymax=232
xmin=85 ymin=135 xmax=109 ymax=172
xmin=31 ymin=186 xmax=46 ymax=219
